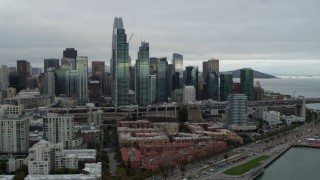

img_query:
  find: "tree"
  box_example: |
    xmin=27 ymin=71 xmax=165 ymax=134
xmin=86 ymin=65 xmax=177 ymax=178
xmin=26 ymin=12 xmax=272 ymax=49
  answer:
xmin=162 ymin=171 xmax=169 ymax=180
xmin=270 ymin=137 xmax=275 ymax=145
xmin=180 ymin=166 xmax=186 ymax=177
xmin=284 ymin=132 xmax=288 ymax=141
xmin=224 ymin=154 xmax=229 ymax=163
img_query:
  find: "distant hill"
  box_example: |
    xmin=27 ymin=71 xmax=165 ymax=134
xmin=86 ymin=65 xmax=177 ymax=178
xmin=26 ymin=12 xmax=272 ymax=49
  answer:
xmin=226 ymin=69 xmax=277 ymax=79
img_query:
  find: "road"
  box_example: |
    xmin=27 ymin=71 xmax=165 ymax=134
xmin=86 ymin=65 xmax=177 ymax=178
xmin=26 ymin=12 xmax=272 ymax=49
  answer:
xmin=145 ymin=123 xmax=319 ymax=180
xmin=107 ymin=129 xmax=118 ymax=176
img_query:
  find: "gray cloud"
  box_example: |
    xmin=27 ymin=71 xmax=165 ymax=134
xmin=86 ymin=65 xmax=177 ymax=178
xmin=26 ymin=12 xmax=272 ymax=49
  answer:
xmin=0 ymin=0 xmax=319 ymax=75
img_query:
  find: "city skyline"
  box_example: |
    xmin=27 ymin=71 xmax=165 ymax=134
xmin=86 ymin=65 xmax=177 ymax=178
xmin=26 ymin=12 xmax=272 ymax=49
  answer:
xmin=0 ymin=0 xmax=320 ymax=75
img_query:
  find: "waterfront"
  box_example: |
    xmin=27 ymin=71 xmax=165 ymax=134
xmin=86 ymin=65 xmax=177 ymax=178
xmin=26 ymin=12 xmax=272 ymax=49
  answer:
xmin=234 ymin=77 xmax=320 ymax=109
xmin=257 ymin=147 xmax=320 ymax=180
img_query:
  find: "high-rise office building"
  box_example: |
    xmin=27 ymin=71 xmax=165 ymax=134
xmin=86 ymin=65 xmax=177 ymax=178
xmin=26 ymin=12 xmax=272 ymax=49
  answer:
xmin=76 ymin=56 xmax=88 ymax=100
xmin=9 ymin=71 xmax=22 ymax=92
xmin=44 ymin=68 xmax=56 ymax=98
xmin=185 ymin=66 xmax=198 ymax=99
xmin=27 ymin=76 xmax=38 ymax=89
xmin=65 ymin=70 xmax=78 ymax=97
xmin=167 ymin=64 xmax=174 ymax=97
xmin=156 ymin=58 xmax=168 ymax=103
xmin=183 ymin=86 xmax=196 ymax=104
xmin=43 ymin=113 xmax=74 ymax=144
xmin=149 ymin=57 xmax=158 ymax=75
xmin=0 ymin=115 xmax=29 ymax=153
xmin=172 ymin=53 xmax=183 ymax=89
xmin=206 ymin=72 xmax=219 ymax=100
xmin=63 ymin=48 xmax=77 ymax=60
xmin=202 ymin=61 xmax=208 ymax=80
xmin=227 ymin=94 xmax=248 ymax=128
xmin=136 ymin=42 xmax=150 ymax=106
xmin=0 ymin=65 xmax=9 ymax=90
xmin=92 ymin=61 xmax=105 ymax=95
xmin=129 ymin=66 xmax=136 ymax=91
xmin=149 ymin=75 xmax=156 ymax=104
xmin=240 ymin=68 xmax=254 ymax=101
xmin=17 ymin=60 xmax=31 ymax=89
xmin=207 ymin=59 xmax=219 ymax=75
xmin=88 ymin=76 xmax=102 ymax=103
xmin=220 ymin=72 xmax=233 ymax=101
xmin=111 ymin=17 xmax=130 ymax=107
xmin=44 ymin=59 xmax=59 ymax=73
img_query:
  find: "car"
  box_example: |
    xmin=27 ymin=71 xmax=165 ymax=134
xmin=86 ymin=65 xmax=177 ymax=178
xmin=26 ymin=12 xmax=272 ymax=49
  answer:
xmin=210 ymin=168 xmax=215 ymax=172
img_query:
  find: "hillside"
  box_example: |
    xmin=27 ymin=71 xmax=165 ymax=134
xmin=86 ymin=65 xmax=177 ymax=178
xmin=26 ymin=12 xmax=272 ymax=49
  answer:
xmin=226 ymin=69 xmax=277 ymax=79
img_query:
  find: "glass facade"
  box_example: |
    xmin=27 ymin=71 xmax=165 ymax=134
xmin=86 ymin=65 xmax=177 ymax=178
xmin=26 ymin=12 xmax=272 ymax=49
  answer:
xmin=136 ymin=42 xmax=150 ymax=106
xmin=65 ymin=70 xmax=78 ymax=97
xmin=156 ymin=58 xmax=168 ymax=103
xmin=111 ymin=17 xmax=129 ymax=107
xmin=240 ymin=68 xmax=254 ymax=101
xmin=206 ymin=72 xmax=219 ymax=100
xmin=186 ymin=66 xmax=198 ymax=99
xmin=220 ymin=72 xmax=233 ymax=101
xmin=173 ymin=53 xmax=183 ymax=89
xmin=76 ymin=56 xmax=88 ymax=100
xmin=149 ymin=75 xmax=156 ymax=104
xmin=227 ymin=94 xmax=248 ymax=127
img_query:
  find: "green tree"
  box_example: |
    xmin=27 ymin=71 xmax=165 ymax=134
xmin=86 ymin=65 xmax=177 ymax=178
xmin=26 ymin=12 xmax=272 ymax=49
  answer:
xmin=162 ymin=171 xmax=169 ymax=180
xmin=180 ymin=166 xmax=186 ymax=177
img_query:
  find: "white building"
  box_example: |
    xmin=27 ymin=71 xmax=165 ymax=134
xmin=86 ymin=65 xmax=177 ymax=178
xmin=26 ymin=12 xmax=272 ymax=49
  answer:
xmin=172 ymin=89 xmax=183 ymax=104
xmin=25 ymin=162 xmax=101 ymax=180
xmin=43 ymin=113 xmax=77 ymax=148
xmin=183 ymin=86 xmax=196 ymax=104
xmin=76 ymin=56 xmax=88 ymax=100
xmin=281 ymin=115 xmax=305 ymax=125
xmin=87 ymin=110 xmax=102 ymax=126
xmin=44 ymin=68 xmax=56 ymax=98
xmin=0 ymin=104 xmax=23 ymax=115
xmin=263 ymin=111 xmax=281 ymax=126
xmin=28 ymin=140 xmax=78 ymax=175
xmin=0 ymin=115 xmax=29 ymax=153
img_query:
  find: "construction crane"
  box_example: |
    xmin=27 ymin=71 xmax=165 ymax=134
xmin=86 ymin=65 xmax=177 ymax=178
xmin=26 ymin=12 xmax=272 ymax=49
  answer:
xmin=128 ymin=33 xmax=134 ymax=43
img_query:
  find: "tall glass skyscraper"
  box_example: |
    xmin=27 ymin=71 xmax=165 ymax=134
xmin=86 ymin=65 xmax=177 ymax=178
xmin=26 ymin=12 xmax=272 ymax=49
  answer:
xmin=220 ymin=72 xmax=233 ymax=101
xmin=240 ymin=68 xmax=254 ymax=101
xmin=65 ymin=70 xmax=78 ymax=97
xmin=186 ymin=66 xmax=198 ymax=99
xmin=227 ymin=94 xmax=248 ymax=128
xmin=111 ymin=17 xmax=130 ymax=106
xmin=156 ymin=58 xmax=168 ymax=103
xmin=136 ymin=42 xmax=150 ymax=106
xmin=172 ymin=53 xmax=183 ymax=89
xmin=206 ymin=72 xmax=219 ymax=100
xmin=76 ymin=56 xmax=88 ymax=100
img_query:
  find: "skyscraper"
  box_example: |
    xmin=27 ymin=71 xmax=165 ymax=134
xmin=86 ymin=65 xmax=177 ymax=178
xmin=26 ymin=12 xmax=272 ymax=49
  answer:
xmin=220 ymin=72 xmax=233 ymax=101
xmin=44 ymin=68 xmax=56 ymax=98
xmin=185 ymin=66 xmax=198 ymax=99
xmin=0 ymin=65 xmax=9 ymax=90
xmin=167 ymin=64 xmax=174 ymax=97
xmin=202 ymin=61 xmax=208 ymax=80
xmin=136 ymin=42 xmax=150 ymax=106
xmin=76 ymin=56 xmax=88 ymax=100
xmin=172 ymin=53 xmax=183 ymax=89
xmin=17 ymin=60 xmax=31 ymax=89
xmin=207 ymin=59 xmax=219 ymax=75
xmin=240 ymin=68 xmax=254 ymax=101
xmin=206 ymin=72 xmax=219 ymax=100
xmin=65 ymin=70 xmax=78 ymax=97
xmin=63 ymin=48 xmax=77 ymax=60
xmin=227 ymin=94 xmax=248 ymax=128
xmin=149 ymin=57 xmax=158 ymax=75
xmin=111 ymin=17 xmax=130 ymax=106
xmin=92 ymin=61 xmax=105 ymax=94
xmin=156 ymin=58 xmax=168 ymax=103
xmin=149 ymin=75 xmax=157 ymax=104
xmin=44 ymin=58 xmax=59 ymax=73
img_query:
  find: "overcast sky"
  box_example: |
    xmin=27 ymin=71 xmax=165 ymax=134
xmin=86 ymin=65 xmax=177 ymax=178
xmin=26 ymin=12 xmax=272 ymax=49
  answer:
xmin=0 ymin=0 xmax=319 ymax=75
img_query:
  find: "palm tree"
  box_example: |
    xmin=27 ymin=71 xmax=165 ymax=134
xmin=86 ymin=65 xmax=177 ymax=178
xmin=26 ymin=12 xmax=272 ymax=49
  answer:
xmin=180 ymin=166 xmax=186 ymax=177
xmin=162 ymin=172 xmax=169 ymax=180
